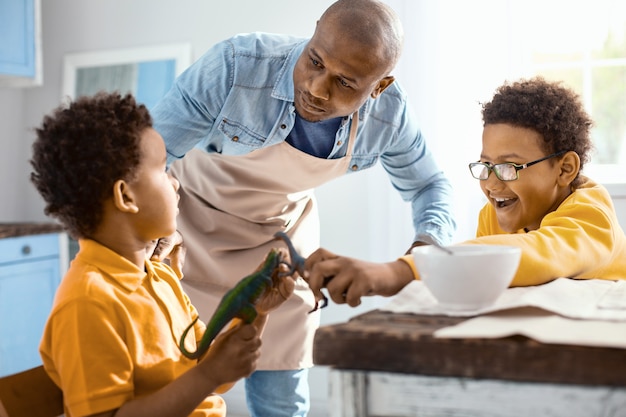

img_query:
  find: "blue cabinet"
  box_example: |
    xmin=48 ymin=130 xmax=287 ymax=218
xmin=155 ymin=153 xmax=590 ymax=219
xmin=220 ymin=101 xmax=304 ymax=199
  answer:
xmin=0 ymin=0 xmax=42 ymax=87
xmin=0 ymin=232 xmax=67 ymax=377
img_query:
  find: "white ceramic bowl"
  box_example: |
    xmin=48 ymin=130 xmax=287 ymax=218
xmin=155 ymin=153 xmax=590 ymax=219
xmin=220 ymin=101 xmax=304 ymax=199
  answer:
xmin=412 ymin=244 xmax=522 ymax=311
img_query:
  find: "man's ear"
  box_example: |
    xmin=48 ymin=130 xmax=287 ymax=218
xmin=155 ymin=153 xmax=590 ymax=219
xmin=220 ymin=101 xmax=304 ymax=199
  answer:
xmin=557 ymin=151 xmax=580 ymax=187
xmin=371 ymin=76 xmax=395 ymax=99
xmin=112 ymin=179 xmax=139 ymax=214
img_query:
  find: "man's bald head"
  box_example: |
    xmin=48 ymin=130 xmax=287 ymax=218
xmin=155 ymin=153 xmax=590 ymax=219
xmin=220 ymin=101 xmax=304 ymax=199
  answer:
xmin=320 ymin=0 xmax=404 ymax=72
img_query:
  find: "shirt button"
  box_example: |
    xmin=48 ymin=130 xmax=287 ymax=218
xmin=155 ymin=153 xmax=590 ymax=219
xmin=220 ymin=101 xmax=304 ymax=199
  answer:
xmin=351 ymin=164 xmax=358 ymax=171
xmin=337 ymin=141 xmax=342 ymax=147
xmin=280 ymin=124 xmax=287 ymax=129
xmin=232 ymin=136 xmax=239 ymax=142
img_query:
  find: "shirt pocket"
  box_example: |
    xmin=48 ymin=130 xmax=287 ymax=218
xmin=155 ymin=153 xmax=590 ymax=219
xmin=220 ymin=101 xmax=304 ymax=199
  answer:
xmin=218 ymin=118 xmax=268 ymax=153
xmin=347 ymin=155 xmax=378 ymax=172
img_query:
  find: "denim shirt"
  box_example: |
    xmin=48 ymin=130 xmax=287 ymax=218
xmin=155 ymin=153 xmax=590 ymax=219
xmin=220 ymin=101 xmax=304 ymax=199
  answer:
xmin=151 ymin=32 xmax=456 ymax=245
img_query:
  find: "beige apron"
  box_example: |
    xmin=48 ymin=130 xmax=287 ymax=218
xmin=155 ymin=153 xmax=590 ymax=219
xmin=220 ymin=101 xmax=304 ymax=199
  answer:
xmin=169 ymin=113 xmax=358 ymax=370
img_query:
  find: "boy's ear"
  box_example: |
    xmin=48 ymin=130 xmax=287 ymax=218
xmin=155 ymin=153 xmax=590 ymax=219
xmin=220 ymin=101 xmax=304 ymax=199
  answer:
xmin=112 ymin=179 xmax=139 ymax=214
xmin=557 ymin=151 xmax=580 ymax=186
xmin=371 ymin=76 xmax=395 ymax=98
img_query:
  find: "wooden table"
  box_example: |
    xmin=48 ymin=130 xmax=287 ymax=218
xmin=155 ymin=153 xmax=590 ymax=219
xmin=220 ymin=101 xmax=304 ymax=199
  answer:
xmin=313 ymin=310 xmax=626 ymax=417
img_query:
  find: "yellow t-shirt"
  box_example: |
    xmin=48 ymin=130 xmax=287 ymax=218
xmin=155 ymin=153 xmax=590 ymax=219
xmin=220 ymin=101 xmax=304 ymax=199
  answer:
xmin=39 ymin=239 xmax=225 ymax=417
xmin=402 ymin=177 xmax=626 ymax=286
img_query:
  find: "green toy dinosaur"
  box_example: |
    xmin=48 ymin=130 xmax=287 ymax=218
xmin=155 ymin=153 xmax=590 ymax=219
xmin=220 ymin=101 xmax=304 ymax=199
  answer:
xmin=178 ymin=231 xmax=308 ymax=360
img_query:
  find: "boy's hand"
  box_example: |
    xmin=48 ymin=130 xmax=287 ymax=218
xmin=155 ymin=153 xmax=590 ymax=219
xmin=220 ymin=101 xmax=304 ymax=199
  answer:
xmin=198 ymin=323 xmax=261 ymax=386
xmin=305 ymin=248 xmax=415 ymax=307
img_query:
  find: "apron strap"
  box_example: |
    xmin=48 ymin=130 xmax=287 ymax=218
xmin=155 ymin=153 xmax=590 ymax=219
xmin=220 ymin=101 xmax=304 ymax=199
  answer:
xmin=345 ymin=111 xmax=359 ymax=157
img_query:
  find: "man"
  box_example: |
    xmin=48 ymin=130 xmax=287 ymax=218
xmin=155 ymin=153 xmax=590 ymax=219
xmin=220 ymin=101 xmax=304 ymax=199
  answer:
xmin=151 ymin=0 xmax=456 ymax=415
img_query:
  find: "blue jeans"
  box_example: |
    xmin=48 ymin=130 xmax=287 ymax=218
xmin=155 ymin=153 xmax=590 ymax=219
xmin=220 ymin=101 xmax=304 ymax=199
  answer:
xmin=245 ymin=369 xmax=310 ymax=417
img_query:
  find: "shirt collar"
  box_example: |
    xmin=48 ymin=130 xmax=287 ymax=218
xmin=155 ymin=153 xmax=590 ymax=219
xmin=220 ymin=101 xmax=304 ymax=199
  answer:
xmin=272 ymin=39 xmax=307 ymax=102
xmin=76 ymin=239 xmax=150 ymax=292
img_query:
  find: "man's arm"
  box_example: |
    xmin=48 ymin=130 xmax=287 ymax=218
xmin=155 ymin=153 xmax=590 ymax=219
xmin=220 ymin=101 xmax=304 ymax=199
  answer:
xmin=151 ymin=40 xmax=234 ymax=166
xmin=377 ymin=97 xmax=457 ymax=249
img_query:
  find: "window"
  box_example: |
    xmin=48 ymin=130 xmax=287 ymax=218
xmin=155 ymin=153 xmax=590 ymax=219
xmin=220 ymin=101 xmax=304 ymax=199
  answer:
xmin=385 ymin=0 xmax=626 ymax=242
xmin=512 ymin=0 xmax=626 ymax=181
xmin=62 ymin=44 xmax=191 ymax=110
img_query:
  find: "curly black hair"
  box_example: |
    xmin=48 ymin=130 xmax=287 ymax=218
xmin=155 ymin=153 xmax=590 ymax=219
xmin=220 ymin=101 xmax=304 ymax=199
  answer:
xmin=482 ymin=77 xmax=594 ymax=188
xmin=30 ymin=92 xmax=152 ymax=239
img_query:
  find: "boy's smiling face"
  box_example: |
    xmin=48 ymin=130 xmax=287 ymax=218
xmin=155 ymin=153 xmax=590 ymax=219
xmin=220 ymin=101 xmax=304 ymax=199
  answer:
xmin=479 ymin=123 xmax=572 ymax=232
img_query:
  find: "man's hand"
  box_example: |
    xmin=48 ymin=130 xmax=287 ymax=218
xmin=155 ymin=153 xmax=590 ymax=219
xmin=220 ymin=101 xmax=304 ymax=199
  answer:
xmin=149 ymin=231 xmax=187 ymax=277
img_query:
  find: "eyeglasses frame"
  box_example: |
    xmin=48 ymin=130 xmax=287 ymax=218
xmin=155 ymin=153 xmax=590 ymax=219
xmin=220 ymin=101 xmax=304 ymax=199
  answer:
xmin=468 ymin=150 xmax=568 ymax=181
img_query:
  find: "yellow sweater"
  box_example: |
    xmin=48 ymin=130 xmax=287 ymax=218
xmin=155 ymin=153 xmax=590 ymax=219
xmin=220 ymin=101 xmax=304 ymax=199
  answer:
xmin=402 ymin=177 xmax=626 ymax=286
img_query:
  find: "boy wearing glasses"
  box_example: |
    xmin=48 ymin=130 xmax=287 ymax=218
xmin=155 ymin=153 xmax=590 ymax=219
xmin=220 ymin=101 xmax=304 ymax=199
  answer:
xmin=304 ymin=77 xmax=626 ymax=307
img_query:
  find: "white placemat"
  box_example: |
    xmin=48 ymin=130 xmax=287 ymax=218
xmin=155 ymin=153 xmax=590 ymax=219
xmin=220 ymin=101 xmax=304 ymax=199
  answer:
xmin=381 ymin=278 xmax=626 ymax=320
xmin=380 ymin=278 xmax=626 ymax=348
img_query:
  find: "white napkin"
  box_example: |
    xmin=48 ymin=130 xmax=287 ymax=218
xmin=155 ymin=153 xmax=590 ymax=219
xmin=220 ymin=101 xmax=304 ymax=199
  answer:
xmin=381 ymin=278 xmax=626 ymax=320
xmin=434 ymin=306 xmax=626 ymax=349
xmin=380 ymin=278 xmax=626 ymax=348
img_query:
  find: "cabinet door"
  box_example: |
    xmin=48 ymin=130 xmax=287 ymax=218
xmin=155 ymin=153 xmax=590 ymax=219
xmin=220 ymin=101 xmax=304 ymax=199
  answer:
xmin=0 ymin=235 xmax=62 ymax=377
xmin=0 ymin=0 xmax=42 ymax=86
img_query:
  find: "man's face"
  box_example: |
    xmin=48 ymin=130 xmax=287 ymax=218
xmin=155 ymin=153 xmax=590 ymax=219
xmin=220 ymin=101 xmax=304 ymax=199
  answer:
xmin=293 ymin=19 xmax=394 ymax=122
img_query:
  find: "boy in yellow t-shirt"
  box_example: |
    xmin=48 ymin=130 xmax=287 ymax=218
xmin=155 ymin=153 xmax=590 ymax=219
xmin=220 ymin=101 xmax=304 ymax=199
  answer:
xmin=31 ymin=92 xmax=294 ymax=417
xmin=304 ymin=77 xmax=626 ymax=307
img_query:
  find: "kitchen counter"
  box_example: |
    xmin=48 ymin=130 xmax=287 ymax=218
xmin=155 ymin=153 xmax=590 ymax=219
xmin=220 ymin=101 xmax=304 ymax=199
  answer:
xmin=0 ymin=222 xmax=64 ymax=239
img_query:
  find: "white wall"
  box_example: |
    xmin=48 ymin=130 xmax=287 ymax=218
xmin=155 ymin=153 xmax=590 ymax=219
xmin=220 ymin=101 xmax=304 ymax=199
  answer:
xmin=0 ymin=88 xmax=26 ymax=219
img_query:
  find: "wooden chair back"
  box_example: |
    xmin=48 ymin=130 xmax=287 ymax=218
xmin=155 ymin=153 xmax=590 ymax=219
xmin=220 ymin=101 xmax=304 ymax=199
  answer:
xmin=0 ymin=365 xmax=64 ymax=417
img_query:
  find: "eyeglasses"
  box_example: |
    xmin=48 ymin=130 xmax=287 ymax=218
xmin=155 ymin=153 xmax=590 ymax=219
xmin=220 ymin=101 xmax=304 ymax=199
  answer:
xmin=468 ymin=150 xmax=567 ymax=181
